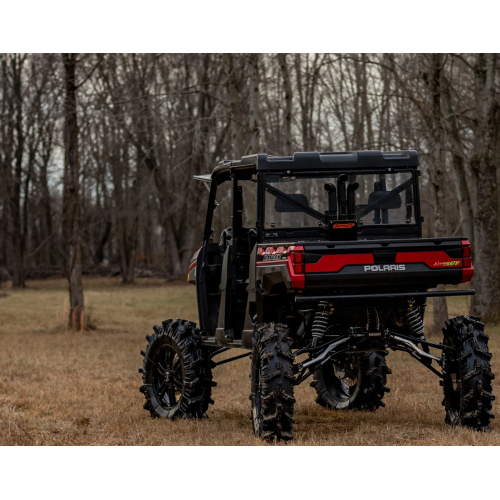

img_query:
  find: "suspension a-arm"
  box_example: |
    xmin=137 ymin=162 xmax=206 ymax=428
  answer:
xmin=387 ymin=331 xmax=456 ymax=379
xmin=292 ymin=329 xmax=453 ymax=387
xmin=293 ymin=333 xmax=365 ymax=386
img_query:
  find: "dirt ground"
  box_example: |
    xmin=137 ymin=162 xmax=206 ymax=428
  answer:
xmin=0 ymin=277 xmax=498 ymax=445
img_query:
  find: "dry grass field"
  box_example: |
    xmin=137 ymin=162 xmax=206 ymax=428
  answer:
xmin=0 ymin=277 xmax=498 ymax=446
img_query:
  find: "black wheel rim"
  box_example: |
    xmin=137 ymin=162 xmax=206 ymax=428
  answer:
xmin=323 ymin=357 xmax=360 ymax=403
xmin=153 ymin=344 xmax=184 ymax=411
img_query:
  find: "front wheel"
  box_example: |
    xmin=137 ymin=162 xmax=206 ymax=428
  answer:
xmin=442 ymin=315 xmax=495 ymax=431
xmin=139 ymin=319 xmax=214 ymax=419
xmin=250 ymin=323 xmax=296 ymax=441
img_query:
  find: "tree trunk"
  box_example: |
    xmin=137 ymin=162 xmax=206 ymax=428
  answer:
xmin=277 ymin=53 xmax=293 ymax=153
xmin=223 ymin=54 xmax=245 ymax=157
xmin=61 ymin=53 xmax=85 ymax=331
xmin=361 ymin=54 xmax=374 ymax=149
xmin=39 ymin=154 xmax=56 ymax=267
xmin=95 ymin=221 xmax=112 ymax=265
xmin=162 ymin=205 xmax=183 ymax=277
xmin=10 ymin=54 xmax=26 ymax=287
xmin=439 ymin=67 xmax=475 ymax=248
xmin=121 ymin=231 xmax=137 ymax=284
xmin=429 ymin=54 xmax=448 ymax=330
xmin=294 ymin=54 xmax=309 ymax=150
xmin=352 ymin=55 xmax=364 ymax=149
xmin=469 ymin=54 xmax=500 ymax=322
xmin=248 ymin=54 xmax=260 ymax=153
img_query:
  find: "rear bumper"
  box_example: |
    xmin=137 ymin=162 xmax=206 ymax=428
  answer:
xmin=295 ymin=289 xmax=475 ymax=303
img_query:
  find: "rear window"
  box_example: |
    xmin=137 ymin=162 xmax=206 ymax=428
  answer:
xmin=264 ymin=172 xmax=416 ymax=230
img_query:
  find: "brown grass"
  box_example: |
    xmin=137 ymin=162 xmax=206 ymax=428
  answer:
xmin=0 ymin=277 xmax=498 ymax=445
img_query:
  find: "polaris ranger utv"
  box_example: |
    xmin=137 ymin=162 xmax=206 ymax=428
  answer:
xmin=139 ymin=150 xmax=494 ymax=440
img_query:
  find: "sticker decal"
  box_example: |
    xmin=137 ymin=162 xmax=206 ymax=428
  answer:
xmin=263 ymin=254 xmax=286 ymax=261
xmin=332 ymin=222 xmax=355 ymax=229
xmin=433 ymin=260 xmax=460 ymax=267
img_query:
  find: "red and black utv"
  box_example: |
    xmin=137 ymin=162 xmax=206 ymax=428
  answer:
xmin=140 ymin=150 xmax=494 ymax=440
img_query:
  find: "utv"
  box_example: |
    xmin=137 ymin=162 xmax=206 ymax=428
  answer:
xmin=139 ymin=150 xmax=494 ymax=440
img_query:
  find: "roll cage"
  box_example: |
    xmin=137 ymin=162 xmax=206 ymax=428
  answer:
xmin=199 ymin=150 xmax=423 ymax=246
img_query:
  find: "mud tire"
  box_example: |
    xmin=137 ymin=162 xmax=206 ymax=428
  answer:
xmin=311 ymin=352 xmax=390 ymax=411
xmin=139 ymin=319 xmax=214 ymax=419
xmin=442 ymin=315 xmax=494 ymax=431
xmin=250 ymin=323 xmax=295 ymax=441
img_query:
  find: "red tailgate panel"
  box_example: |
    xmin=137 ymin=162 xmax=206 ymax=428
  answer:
xmin=305 ymin=251 xmax=462 ymax=274
xmin=395 ymin=251 xmax=462 ymax=268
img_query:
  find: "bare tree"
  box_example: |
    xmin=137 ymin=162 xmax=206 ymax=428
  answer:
xmin=469 ymin=54 xmax=500 ymax=322
xmin=439 ymin=59 xmax=474 ymax=248
xmin=427 ymin=53 xmax=449 ymax=328
xmin=277 ymin=53 xmax=293 ymax=152
xmin=61 ymin=53 xmax=85 ymax=330
xmin=223 ymin=54 xmax=245 ymax=157
xmin=248 ymin=54 xmax=260 ymax=152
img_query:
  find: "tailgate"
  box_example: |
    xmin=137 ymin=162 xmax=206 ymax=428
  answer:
xmin=303 ymin=237 xmax=472 ymax=290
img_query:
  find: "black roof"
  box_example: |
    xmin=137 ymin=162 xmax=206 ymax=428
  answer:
xmin=210 ymin=150 xmax=419 ymax=180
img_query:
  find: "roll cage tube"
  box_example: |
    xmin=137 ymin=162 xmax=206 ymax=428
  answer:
xmin=203 ymin=179 xmax=219 ymax=241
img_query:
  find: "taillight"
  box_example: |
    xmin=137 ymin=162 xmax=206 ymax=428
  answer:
xmin=287 ymin=245 xmax=305 ymax=289
xmin=462 ymin=239 xmax=473 ymax=283
xmin=462 ymin=240 xmax=471 ymax=268
xmin=291 ymin=249 xmax=304 ymax=274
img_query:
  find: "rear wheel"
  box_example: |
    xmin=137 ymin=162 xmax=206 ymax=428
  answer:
xmin=250 ymin=323 xmax=295 ymax=441
xmin=442 ymin=315 xmax=495 ymax=431
xmin=311 ymin=352 xmax=390 ymax=411
xmin=139 ymin=319 xmax=214 ymax=419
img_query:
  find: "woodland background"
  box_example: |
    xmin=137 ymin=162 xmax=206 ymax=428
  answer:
xmin=0 ymin=53 xmax=499 ymax=328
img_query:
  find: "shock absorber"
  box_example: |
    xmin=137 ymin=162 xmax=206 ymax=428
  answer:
xmin=311 ymin=301 xmax=330 ymax=346
xmin=406 ymin=300 xmax=424 ymax=338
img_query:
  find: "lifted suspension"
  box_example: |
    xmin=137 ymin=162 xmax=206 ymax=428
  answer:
xmin=292 ymin=329 xmax=454 ymax=387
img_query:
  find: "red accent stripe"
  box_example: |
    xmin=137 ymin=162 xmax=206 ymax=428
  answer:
xmin=306 ymin=254 xmax=375 ymax=273
xmin=187 ymin=248 xmax=201 ymax=273
xmin=395 ymin=251 xmax=462 ymax=268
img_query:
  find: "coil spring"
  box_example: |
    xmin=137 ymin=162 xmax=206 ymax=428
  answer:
xmin=406 ymin=306 xmax=424 ymax=338
xmin=311 ymin=301 xmax=330 ymax=344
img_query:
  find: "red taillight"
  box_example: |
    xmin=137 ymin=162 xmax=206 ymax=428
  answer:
xmin=462 ymin=240 xmax=472 ymax=267
xmin=292 ymin=250 xmax=304 ymax=274
xmin=462 ymin=240 xmax=473 ymax=283
xmin=287 ymin=245 xmax=305 ymax=289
